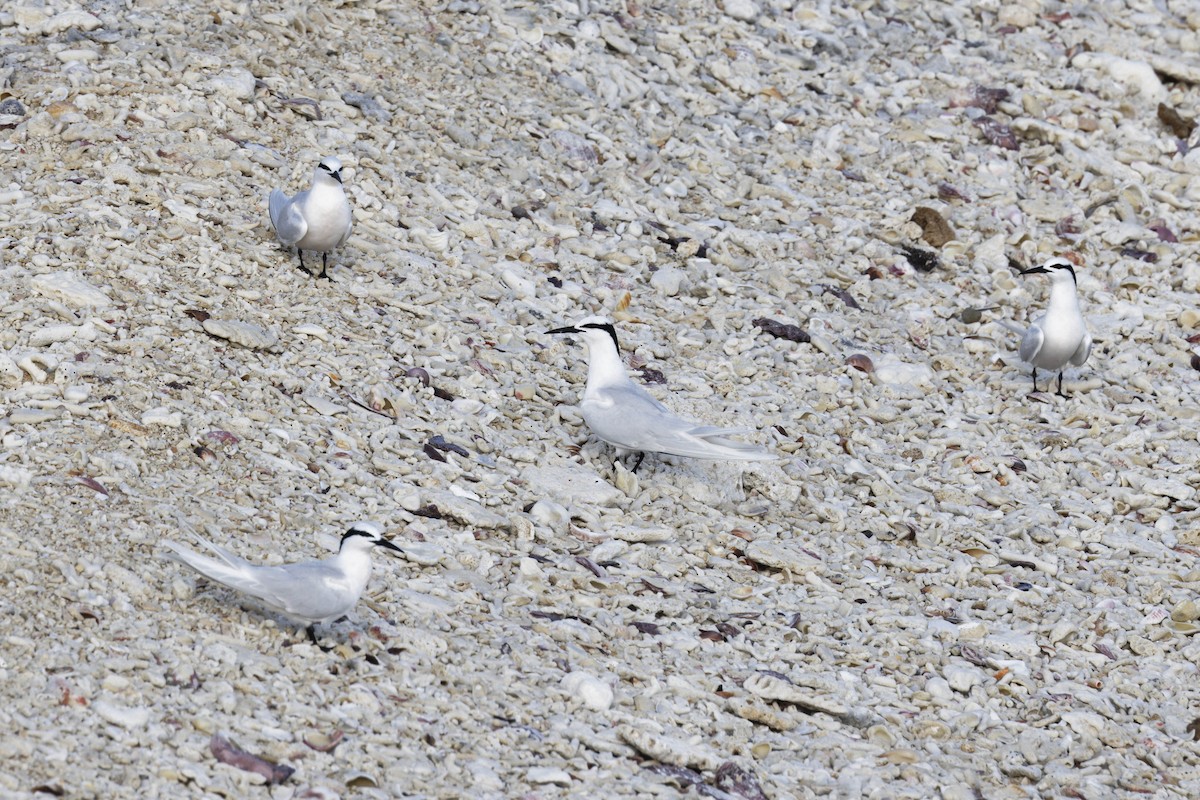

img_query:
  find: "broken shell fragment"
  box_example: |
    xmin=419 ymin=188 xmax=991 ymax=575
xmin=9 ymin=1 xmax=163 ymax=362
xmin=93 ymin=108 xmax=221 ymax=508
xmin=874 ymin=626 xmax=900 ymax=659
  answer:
xmin=845 ymin=353 xmax=874 ymax=373
xmin=201 ymin=318 xmax=279 ymax=349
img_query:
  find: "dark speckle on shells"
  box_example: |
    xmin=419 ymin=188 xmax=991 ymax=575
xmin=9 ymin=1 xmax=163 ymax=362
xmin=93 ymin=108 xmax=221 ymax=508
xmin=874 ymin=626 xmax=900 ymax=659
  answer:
xmin=911 ymin=206 xmax=955 ymax=247
xmin=341 ymin=91 xmax=392 ymax=123
xmin=712 ymin=762 xmax=769 ymax=800
xmin=209 ymin=733 xmax=294 ymax=786
xmin=963 ymin=85 xmax=1010 ymax=113
xmin=413 ymin=504 xmax=443 ymax=519
xmin=821 ymin=285 xmax=861 ymax=309
xmin=937 ymin=182 xmax=970 ymax=202
xmin=1157 ymin=102 xmax=1195 ymax=140
xmin=645 ymin=764 xmax=703 ymax=786
xmin=899 ymin=244 xmax=940 ymax=272
xmin=428 ymin=434 xmax=470 ymax=457
xmin=752 ymin=317 xmax=810 ymax=343
xmin=1149 ymin=224 xmax=1178 ymax=243
xmin=1055 ymin=216 xmax=1082 ymax=240
xmin=1120 ymin=248 xmax=1157 ymax=263
xmin=973 ymin=115 xmax=1019 ymax=150
xmin=0 ymin=98 xmax=26 ymax=116
xmin=636 ymin=365 xmax=667 ymax=384
xmin=404 ymin=367 xmax=431 ymax=386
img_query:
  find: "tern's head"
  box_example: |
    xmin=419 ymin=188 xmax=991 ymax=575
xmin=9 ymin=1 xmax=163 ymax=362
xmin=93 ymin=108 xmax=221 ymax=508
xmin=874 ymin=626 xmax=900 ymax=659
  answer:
xmin=316 ymin=156 xmax=344 ymax=185
xmin=339 ymin=521 xmax=403 ymax=555
xmin=546 ymin=315 xmax=620 ymax=354
xmin=1020 ymin=256 xmax=1076 ymax=286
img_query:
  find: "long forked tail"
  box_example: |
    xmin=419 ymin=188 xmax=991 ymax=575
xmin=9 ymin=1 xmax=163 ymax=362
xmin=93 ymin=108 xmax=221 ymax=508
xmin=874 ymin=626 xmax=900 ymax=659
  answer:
xmin=698 ymin=434 xmax=779 ymax=461
xmin=674 ymin=426 xmax=778 ymax=461
xmin=162 ymin=537 xmax=250 ymax=587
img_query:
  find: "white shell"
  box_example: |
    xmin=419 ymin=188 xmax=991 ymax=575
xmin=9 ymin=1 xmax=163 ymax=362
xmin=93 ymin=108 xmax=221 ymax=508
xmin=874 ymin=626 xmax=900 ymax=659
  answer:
xmin=561 ymin=671 xmax=614 ymax=711
xmin=0 ymin=464 xmax=34 ymax=489
xmin=616 ymin=724 xmax=722 ymax=771
xmin=201 ymin=318 xmax=279 ymax=349
xmin=303 ymin=394 xmax=347 ymax=416
xmin=1072 ymin=52 xmax=1166 ymax=101
xmin=743 ymin=540 xmax=824 ymax=574
xmin=0 ymin=353 xmax=23 ymax=387
xmin=726 ymin=697 xmax=797 ymax=731
xmin=29 ymin=321 xmax=97 ymax=347
xmin=141 ymin=407 xmax=183 ymax=427
xmin=611 ymin=526 xmax=673 ymax=543
xmin=526 ymin=767 xmax=571 ymax=786
xmin=37 ymin=10 xmax=103 ymax=35
xmin=92 ymin=699 xmax=150 ymax=729
xmin=743 ymin=672 xmax=847 ymax=716
xmin=30 ymin=272 xmax=111 ymax=308
xmin=415 ymin=228 xmax=450 ymax=253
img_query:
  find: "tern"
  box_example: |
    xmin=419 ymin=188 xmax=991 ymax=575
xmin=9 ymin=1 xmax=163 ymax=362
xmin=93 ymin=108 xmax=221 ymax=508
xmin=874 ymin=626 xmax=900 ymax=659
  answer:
xmin=1016 ymin=256 xmax=1092 ymax=397
xmin=547 ymin=316 xmax=777 ymax=471
xmin=164 ymin=521 xmax=402 ymax=649
xmin=268 ymin=155 xmax=352 ymax=280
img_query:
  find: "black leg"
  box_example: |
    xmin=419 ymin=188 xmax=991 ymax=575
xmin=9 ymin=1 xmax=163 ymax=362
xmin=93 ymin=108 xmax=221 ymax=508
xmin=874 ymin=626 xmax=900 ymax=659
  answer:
xmin=1055 ymin=371 xmax=1067 ymax=398
xmin=631 ymin=452 xmax=645 ymax=474
xmin=318 ymin=252 xmax=331 ymax=280
xmin=298 ymin=250 xmax=313 ymax=277
xmin=1031 ymin=367 xmax=1038 ymax=393
xmin=307 ymin=624 xmax=333 ymax=652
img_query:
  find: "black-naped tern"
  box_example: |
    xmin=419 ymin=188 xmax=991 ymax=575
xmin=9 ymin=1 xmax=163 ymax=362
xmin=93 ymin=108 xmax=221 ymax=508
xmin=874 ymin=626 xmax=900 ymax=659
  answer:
xmin=547 ymin=316 xmax=777 ymax=471
xmin=164 ymin=521 xmax=402 ymax=649
xmin=1017 ymin=257 xmax=1092 ymax=397
xmin=268 ymin=155 xmax=352 ymax=280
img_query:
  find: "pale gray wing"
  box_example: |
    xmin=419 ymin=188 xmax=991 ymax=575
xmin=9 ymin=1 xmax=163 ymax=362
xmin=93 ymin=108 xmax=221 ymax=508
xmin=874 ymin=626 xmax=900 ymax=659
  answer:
xmin=165 ymin=542 xmax=347 ymax=622
xmin=234 ymin=560 xmax=355 ymax=622
xmin=268 ymin=189 xmax=307 ymax=245
xmin=336 ymin=211 xmax=352 ymax=247
xmin=583 ymin=384 xmax=679 ymax=452
xmin=1018 ymin=323 xmax=1043 ymax=363
xmin=584 ymin=385 xmax=774 ymax=460
xmin=1070 ymin=329 xmax=1092 ymax=366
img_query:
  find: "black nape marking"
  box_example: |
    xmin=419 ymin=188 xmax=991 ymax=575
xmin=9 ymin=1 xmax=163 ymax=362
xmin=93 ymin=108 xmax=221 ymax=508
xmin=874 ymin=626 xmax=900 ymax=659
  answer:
xmin=1051 ymin=262 xmax=1076 ymax=284
xmin=341 ymin=528 xmax=376 ymax=547
xmin=582 ymin=322 xmax=620 ymax=352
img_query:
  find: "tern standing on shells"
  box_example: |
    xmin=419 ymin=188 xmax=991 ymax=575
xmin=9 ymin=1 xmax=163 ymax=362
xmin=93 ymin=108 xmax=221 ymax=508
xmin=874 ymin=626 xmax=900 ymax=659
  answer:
xmin=162 ymin=521 xmax=403 ymax=650
xmin=268 ymin=155 xmax=353 ymax=280
xmin=1016 ymin=256 xmax=1093 ymax=397
xmin=548 ymin=316 xmax=777 ymax=471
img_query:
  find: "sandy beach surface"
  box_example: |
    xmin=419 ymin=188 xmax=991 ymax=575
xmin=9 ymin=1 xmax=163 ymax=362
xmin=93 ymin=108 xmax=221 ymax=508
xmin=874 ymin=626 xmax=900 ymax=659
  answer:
xmin=2 ymin=0 xmax=1200 ymax=797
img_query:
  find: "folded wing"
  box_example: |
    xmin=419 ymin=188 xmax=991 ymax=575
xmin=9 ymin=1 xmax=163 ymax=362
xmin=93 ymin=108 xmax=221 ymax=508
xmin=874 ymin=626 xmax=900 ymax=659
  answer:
xmin=1018 ymin=323 xmax=1043 ymax=364
xmin=1070 ymin=330 xmax=1092 ymax=366
xmin=583 ymin=384 xmax=775 ymax=461
xmin=164 ymin=539 xmax=352 ymax=623
xmin=268 ymin=189 xmax=307 ymax=246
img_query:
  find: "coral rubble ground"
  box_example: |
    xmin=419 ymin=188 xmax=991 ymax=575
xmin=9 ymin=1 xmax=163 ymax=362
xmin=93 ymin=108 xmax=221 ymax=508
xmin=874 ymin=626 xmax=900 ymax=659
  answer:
xmin=2 ymin=1 xmax=1200 ymax=797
